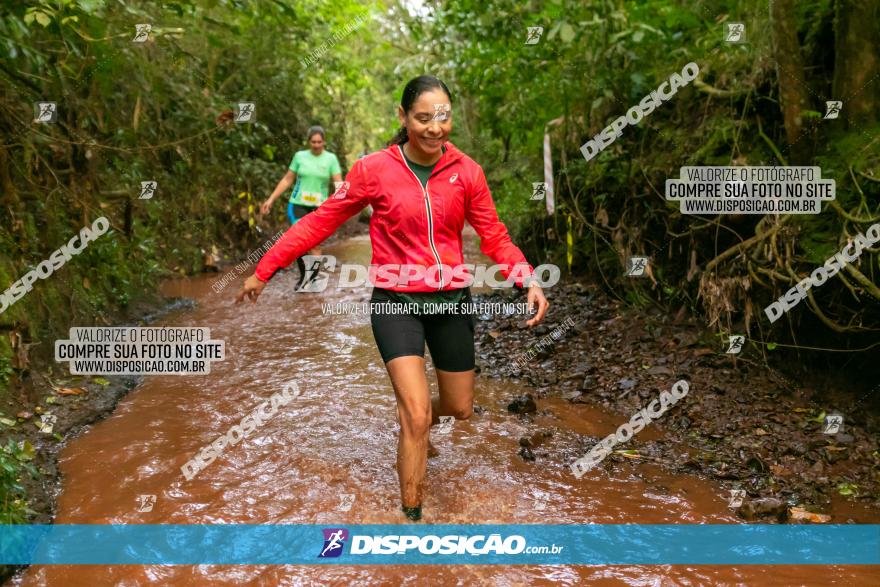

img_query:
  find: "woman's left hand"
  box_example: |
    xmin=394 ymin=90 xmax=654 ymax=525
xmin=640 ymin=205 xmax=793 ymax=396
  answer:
xmin=525 ymin=283 xmax=549 ymax=326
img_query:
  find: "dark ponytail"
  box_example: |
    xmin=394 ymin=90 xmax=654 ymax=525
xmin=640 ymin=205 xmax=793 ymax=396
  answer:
xmin=389 ymin=126 xmax=408 ymax=145
xmin=387 ymin=75 xmax=453 ymax=146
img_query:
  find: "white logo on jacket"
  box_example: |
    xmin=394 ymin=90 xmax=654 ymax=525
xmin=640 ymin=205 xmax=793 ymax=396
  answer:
xmin=449 ymin=173 xmax=458 ymax=183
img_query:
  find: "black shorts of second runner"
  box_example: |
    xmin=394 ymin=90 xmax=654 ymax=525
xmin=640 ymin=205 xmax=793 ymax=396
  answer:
xmin=288 ymin=202 xmax=317 ymax=225
xmin=290 ymin=204 xmax=317 ymax=288
xmin=369 ymin=287 xmax=476 ymax=372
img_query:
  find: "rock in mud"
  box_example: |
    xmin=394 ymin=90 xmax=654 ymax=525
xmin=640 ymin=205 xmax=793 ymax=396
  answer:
xmin=519 ymin=446 xmax=536 ymax=461
xmin=508 ymin=395 xmax=537 ymax=414
xmin=519 ymin=430 xmax=553 ymax=449
xmin=618 ymin=378 xmax=638 ymax=391
xmin=738 ymin=497 xmax=789 ymax=521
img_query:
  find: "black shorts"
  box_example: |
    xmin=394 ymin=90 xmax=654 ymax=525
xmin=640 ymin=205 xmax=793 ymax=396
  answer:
xmin=369 ymin=287 xmax=476 ymax=372
xmin=292 ymin=203 xmax=316 ymax=219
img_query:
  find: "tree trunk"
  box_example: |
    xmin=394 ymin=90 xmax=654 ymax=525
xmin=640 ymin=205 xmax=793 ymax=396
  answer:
xmin=770 ymin=0 xmax=811 ymax=164
xmin=833 ymin=0 xmax=879 ymax=127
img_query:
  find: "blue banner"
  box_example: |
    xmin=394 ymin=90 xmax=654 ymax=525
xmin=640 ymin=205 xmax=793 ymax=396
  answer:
xmin=1 ymin=524 xmax=878 ymax=565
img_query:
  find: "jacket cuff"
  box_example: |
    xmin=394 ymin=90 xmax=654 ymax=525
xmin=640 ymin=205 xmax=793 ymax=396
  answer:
xmin=254 ymin=264 xmax=273 ymax=283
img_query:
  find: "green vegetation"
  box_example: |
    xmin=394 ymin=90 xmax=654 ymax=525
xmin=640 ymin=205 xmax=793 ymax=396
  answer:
xmin=394 ymin=0 xmax=879 ymax=354
xmin=0 ymin=437 xmax=37 ymax=524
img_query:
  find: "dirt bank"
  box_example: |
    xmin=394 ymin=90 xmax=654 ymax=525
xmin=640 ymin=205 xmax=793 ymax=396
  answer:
xmin=473 ymin=282 xmax=880 ymax=521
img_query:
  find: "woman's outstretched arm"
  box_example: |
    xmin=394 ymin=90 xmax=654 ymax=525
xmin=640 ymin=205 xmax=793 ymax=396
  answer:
xmin=235 ymin=158 xmax=374 ymax=303
xmin=464 ymin=164 xmax=549 ymax=325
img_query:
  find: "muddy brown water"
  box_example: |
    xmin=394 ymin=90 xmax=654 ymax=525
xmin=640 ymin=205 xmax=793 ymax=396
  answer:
xmin=12 ymin=229 xmax=878 ymax=586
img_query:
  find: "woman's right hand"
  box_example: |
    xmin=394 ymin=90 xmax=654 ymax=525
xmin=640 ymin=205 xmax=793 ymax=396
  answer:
xmin=260 ymin=198 xmax=274 ymax=215
xmin=235 ymin=274 xmax=267 ymax=304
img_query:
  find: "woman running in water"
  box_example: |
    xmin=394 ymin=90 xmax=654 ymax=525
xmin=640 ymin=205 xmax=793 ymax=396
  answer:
xmin=260 ymin=125 xmax=343 ymax=289
xmin=238 ymin=76 xmax=549 ymax=521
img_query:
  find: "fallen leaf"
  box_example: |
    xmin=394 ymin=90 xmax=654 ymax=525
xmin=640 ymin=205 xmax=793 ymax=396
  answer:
xmin=694 ymin=348 xmax=714 ymax=357
xmin=57 ymin=387 xmax=85 ymax=396
xmin=82 ymin=277 xmax=90 ymax=289
xmin=488 ymin=330 xmax=501 ymax=339
xmin=837 ymin=483 xmax=858 ymax=496
xmin=769 ymin=464 xmax=790 ymax=476
xmin=614 ymin=450 xmax=642 ymax=459
xmin=16 ymin=411 xmax=33 ymax=420
xmin=92 ymin=376 xmax=111 ymax=386
xmin=17 ymin=440 xmax=36 ymax=461
xmin=0 ymin=417 xmax=16 ymax=427
xmin=789 ymin=507 xmax=831 ymax=523
xmin=754 ymin=428 xmax=769 ymax=436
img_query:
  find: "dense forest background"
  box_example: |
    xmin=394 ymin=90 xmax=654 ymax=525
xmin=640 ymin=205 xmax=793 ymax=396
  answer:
xmin=1 ymin=0 xmax=878 ymax=524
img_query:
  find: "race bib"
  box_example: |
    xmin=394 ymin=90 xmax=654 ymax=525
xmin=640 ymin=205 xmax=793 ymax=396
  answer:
xmin=300 ymin=191 xmax=320 ymax=204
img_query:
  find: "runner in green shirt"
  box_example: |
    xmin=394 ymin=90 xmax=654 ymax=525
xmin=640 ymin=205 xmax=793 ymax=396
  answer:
xmin=260 ymin=126 xmax=343 ymax=288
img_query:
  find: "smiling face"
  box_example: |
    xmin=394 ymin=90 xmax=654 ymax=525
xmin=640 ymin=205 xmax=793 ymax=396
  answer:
xmin=398 ymin=88 xmax=452 ymax=158
xmin=309 ymin=133 xmax=325 ymax=155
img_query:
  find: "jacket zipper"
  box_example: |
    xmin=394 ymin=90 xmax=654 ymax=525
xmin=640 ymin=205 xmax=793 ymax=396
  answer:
xmin=398 ymin=145 xmax=444 ymax=290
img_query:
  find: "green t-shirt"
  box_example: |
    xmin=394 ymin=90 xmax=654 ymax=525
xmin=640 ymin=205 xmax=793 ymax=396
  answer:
xmin=397 ymin=144 xmax=465 ymax=308
xmin=288 ymin=149 xmax=342 ymax=206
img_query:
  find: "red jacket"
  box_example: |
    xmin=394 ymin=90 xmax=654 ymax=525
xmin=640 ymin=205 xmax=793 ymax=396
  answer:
xmin=254 ymin=142 xmax=534 ymax=291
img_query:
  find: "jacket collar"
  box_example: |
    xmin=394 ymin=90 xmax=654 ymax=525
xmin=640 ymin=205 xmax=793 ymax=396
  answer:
xmin=386 ymin=140 xmax=464 ymax=174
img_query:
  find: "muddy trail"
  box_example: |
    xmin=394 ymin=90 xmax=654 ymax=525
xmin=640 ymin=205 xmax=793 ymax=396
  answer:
xmin=9 ymin=229 xmax=879 ymax=586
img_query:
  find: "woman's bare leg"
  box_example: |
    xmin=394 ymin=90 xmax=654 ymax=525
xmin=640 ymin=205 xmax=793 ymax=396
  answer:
xmin=384 ymin=355 xmax=431 ymax=508
xmin=425 ymin=368 xmax=475 ymax=456
xmin=432 ymin=368 xmax=475 ymax=423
